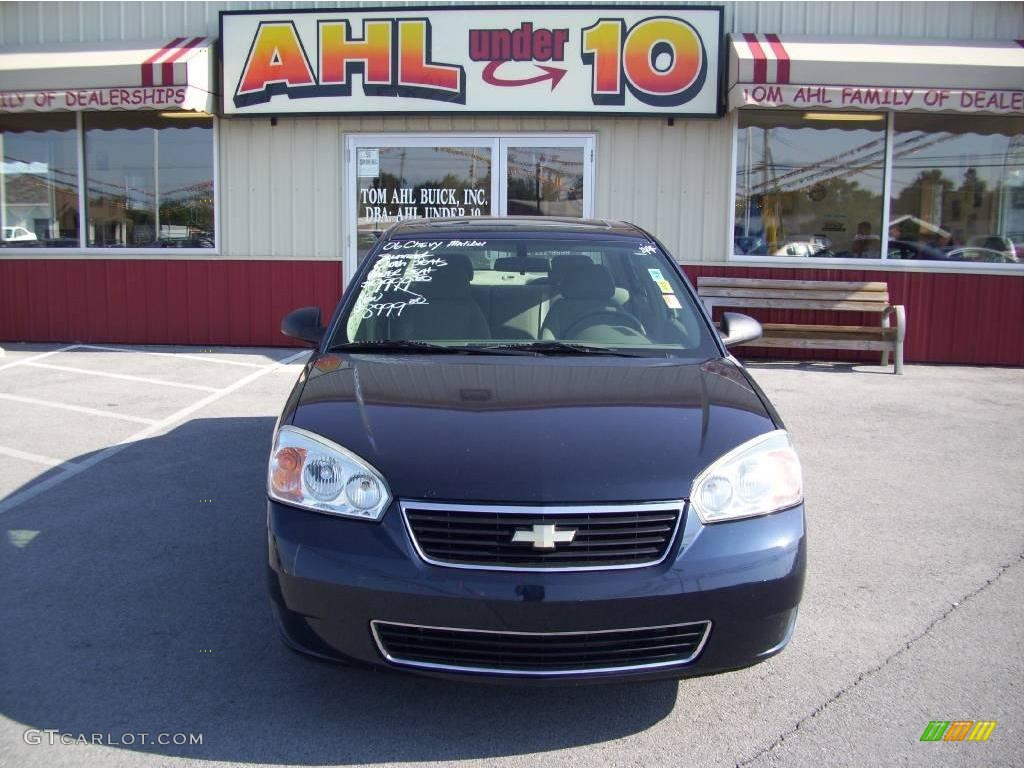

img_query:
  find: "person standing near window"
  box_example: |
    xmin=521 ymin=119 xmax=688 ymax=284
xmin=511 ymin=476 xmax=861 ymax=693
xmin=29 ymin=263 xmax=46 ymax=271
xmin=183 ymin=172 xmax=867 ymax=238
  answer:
xmin=851 ymin=220 xmax=879 ymax=258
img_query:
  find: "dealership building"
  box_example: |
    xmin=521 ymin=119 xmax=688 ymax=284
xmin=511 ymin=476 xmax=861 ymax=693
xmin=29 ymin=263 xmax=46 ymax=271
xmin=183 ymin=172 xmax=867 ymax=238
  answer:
xmin=0 ymin=1 xmax=1022 ymax=364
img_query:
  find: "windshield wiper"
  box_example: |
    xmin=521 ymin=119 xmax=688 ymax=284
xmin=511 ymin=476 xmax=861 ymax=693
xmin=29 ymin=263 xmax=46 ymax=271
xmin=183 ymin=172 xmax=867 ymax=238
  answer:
xmin=328 ymin=340 xmax=532 ymax=355
xmin=330 ymin=340 xmax=642 ymax=357
xmin=470 ymin=341 xmax=642 ymax=357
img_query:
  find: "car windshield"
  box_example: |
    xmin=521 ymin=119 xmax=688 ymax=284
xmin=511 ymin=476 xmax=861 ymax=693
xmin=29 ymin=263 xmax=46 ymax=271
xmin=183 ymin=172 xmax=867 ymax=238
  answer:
xmin=334 ymin=235 xmax=717 ymax=357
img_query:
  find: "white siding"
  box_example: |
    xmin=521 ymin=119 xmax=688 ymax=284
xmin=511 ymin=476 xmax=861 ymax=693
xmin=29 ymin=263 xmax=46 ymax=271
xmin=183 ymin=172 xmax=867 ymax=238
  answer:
xmin=217 ymin=114 xmax=733 ymax=261
xmin=3 ymin=2 xmax=1022 ymax=264
xmin=6 ymin=0 xmax=1015 ymax=45
xmin=730 ymin=1 xmax=1023 ymax=38
xmin=4 ymin=1 xmax=1021 ymax=44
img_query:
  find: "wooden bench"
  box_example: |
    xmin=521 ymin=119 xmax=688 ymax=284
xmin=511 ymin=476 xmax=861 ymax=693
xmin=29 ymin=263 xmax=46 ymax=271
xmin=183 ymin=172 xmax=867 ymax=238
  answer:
xmin=697 ymin=277 xmax=906 ymax=374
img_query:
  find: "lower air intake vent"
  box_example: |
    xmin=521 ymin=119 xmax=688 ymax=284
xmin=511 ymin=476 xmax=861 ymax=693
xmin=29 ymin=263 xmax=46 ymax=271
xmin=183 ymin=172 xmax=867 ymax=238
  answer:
xmin=371 ymin=620 xmax=711 ymax=675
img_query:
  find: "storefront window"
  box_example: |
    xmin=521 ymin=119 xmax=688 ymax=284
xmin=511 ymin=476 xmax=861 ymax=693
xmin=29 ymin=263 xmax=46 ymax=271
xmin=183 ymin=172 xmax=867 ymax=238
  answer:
xmin=356 ymin=145 xmax=492 ymax=262
xmin=505 ymin=146 xmax=585 ymax=217
xmin=349 ymin=136 xmax=593 ymax=275
xmin=735 ymin=110 xmax=886 ymax=258
xmin=84 ymin=113 xmax=214 ymax=248
xmin=888 ymin=114 xmax=1024 ymax=263
xmin=0 ymin=113 xmax=79 ymax=247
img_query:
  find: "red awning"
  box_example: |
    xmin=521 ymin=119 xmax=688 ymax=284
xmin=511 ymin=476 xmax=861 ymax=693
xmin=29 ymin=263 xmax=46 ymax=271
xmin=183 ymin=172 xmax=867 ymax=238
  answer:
xmin=728 ymin=35 xmax=1024 ymax=115
xmin=0 ymin=37 xmax=216 ymax=113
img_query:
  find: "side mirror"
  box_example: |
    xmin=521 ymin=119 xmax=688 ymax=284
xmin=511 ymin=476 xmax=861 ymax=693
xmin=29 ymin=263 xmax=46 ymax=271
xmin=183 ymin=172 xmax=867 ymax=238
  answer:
xmin=719 ymin=312 xmax=762 ymax=347
xmin=281 ymin=307 xmax=325 ymax=345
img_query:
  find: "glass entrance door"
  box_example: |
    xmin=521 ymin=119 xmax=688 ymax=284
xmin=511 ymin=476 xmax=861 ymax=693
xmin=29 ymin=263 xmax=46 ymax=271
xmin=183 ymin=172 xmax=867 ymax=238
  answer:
xmin=352 ymin=138 xmax=495 ymax=265
xmin=346 ymin=134 xmax=594 ymax=282
xmin=499 ymin=140 xmax=590 ymax=218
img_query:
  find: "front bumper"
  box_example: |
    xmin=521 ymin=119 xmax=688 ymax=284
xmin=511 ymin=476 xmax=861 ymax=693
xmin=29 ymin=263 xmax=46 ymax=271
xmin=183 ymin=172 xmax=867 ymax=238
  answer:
xmin=268 ymin=499 xmax=806 ymax=683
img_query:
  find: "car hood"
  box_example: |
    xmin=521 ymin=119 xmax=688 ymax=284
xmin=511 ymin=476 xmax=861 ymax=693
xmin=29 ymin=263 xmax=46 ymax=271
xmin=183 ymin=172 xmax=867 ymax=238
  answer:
xmin=287 ymin=354 xmax=778 ymax=504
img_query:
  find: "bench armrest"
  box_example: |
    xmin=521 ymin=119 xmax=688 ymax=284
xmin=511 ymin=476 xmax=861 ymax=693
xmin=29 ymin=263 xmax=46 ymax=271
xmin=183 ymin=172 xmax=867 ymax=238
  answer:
xmin=882 ymin=305 xmax=906 ymax=343
xmin=881 ymin=305 xmax=907 ymax=374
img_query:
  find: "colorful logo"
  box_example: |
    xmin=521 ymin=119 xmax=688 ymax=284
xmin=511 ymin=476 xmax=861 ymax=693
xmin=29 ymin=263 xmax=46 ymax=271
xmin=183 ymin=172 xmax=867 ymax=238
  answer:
xmin=230 ymin=11 xmax=710 ymax=110
xmin=920 ymin=721 xmax=997 ymax=742
xmin=234 ymin=18 xmax=465 ymax=108
xmin=581 ymin=16 xmax=707 ymax=107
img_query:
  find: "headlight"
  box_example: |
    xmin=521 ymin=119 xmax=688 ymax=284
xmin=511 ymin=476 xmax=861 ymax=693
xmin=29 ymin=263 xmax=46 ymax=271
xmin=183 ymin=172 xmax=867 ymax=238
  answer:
xmin=690 ymin=430 xmax=802 ymax=523
xmin=268 ymin=425 xmax=392 ymax=520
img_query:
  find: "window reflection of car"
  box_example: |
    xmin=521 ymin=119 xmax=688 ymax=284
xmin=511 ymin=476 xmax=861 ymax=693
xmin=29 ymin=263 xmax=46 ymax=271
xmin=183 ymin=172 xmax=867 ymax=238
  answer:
xmin=2 ymin=225 xmax=38 ymax=242
xmin=772 ymin=236 xmax=832 ymax=257
xmin=269 ymin=217 xmax=805 ymax=683
xmin=1008 ymin=233 xmax=1024 ymax=261
xmin=37 ymin=237 xmax=78 ymax=248
xmin=156 ymin=235 xmax=215 ymax=248
xmin=945 ymin=246 xmax=1018 ymax=263
xmin=128 ymin=235 xmax=214 ymax=248
xmin=734 ymin=235 xmax=767 ymax=255
xmin=886 ymin=240 xmax=948 ymax=261
xmin=962 ymin=235 xmax=1018 ymax=263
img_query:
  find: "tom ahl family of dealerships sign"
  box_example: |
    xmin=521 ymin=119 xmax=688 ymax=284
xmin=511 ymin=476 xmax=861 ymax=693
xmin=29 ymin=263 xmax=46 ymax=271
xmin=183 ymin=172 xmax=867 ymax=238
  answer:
xmin=219 ymin=5 xmax=723 ymax=116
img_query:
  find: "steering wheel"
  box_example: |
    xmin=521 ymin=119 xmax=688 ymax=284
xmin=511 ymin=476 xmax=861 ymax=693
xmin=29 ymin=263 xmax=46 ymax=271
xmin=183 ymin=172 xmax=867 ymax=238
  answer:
xmin=563 ymin=309 xmax=645 ymax=339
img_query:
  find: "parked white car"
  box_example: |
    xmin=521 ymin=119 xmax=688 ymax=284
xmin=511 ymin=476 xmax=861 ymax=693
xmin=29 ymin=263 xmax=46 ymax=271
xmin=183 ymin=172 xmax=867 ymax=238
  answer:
xmin=772 ymin=235 xmax=832 ymax=258
xmin=2 ymin=225 xmax=37 ymax=242
xmin=964 ymin=235 xmax=1017 ymax=263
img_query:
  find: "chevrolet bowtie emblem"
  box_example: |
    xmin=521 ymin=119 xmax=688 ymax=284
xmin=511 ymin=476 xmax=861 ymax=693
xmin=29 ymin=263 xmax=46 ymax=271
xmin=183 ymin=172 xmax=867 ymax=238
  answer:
xmin=512 ymin=524 xmax=576 ymax=549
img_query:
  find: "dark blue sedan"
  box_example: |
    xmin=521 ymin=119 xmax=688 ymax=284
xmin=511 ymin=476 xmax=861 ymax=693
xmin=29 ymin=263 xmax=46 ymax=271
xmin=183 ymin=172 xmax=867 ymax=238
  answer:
xmin=268 ymin=218 xmax=806 ymax=682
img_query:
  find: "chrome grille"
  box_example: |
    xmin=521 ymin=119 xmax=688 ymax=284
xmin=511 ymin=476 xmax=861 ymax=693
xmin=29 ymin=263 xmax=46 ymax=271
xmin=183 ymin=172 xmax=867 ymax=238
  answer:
xmin=371 ymin=620 xmax=711 ymax=675
xmin=401 ymin=500 xmax=684 ymax=571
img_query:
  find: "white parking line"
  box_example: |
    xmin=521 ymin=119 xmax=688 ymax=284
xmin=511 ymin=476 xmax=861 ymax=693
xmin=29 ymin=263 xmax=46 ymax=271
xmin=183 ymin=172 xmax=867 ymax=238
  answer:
xmin=0 ymin=349 xmax=310 ymax=515
xmin=0 ymin=445 xmax=78 ymax=469
xmin=0 ymin=393 xmax=158 ymax=425
xmin=23 ymin=362 xmax=222 ymax=393
xmin=0 ymin=344 xmax=80 ymax=374
xmin=75 ymin=343 xmax=276 ymax=369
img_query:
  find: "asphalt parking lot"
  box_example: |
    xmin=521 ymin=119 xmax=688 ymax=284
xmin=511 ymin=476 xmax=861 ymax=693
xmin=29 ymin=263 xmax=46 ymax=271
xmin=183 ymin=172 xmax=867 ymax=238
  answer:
xmin=0 ymin=343 xmax=1021 ymax=768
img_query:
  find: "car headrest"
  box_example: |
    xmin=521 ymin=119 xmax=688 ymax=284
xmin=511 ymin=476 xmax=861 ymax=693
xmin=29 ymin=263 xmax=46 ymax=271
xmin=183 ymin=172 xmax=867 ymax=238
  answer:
xmin=560 ymin=263 xmax=615 ymax=301
xmin=435 ymin=252 xmax=474 ymax=281
xmin=416 ymin=252 xmax=474 ymax=299
xmin=549 ymin=254 xmax=593 ymax=285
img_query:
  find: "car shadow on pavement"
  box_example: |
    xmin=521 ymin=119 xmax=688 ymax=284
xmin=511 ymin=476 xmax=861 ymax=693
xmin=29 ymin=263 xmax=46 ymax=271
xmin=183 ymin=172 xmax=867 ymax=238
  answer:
xmin=1 ymin=416 xmax=678 ymax=764
xmin=743 ymin=360 xmax=895 ymax=375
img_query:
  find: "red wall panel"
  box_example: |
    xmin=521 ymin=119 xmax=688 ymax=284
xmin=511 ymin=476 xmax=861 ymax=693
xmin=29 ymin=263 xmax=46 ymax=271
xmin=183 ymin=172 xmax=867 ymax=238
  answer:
xmin=0 ymin=259 xmax=343 ymax=348
xmin=0 ymin=259 xmax=1021 ymax=363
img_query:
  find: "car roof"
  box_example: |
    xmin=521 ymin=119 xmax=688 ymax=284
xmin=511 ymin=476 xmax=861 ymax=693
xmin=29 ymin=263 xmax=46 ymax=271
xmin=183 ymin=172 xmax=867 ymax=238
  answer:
xmin=383 ymin=216 xmax=649 ymax=239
